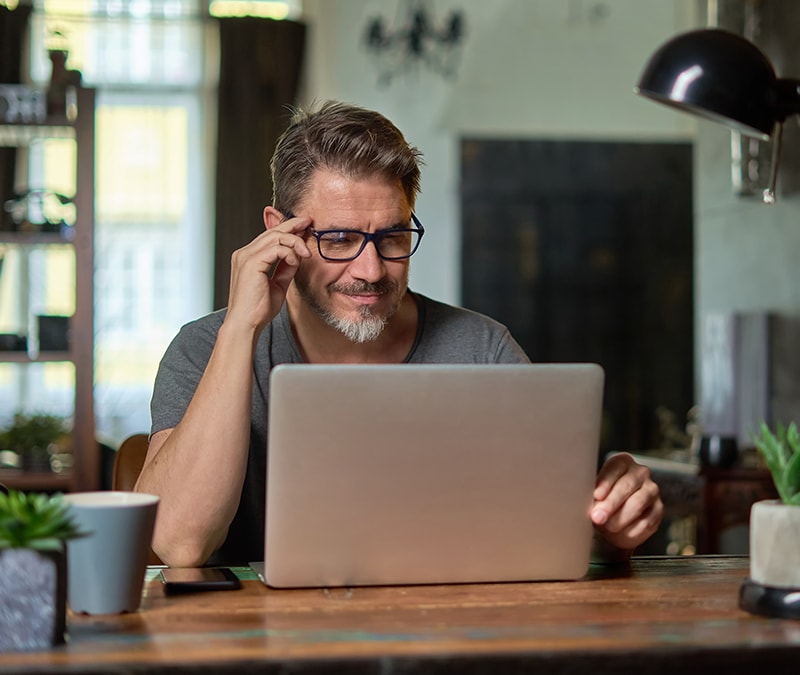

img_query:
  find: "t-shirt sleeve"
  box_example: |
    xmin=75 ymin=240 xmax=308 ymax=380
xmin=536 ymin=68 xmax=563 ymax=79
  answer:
xmin=149 ymin=314 xmax=222 ymax=436
xmin=493 ymin=327 xmax=531 ymax=364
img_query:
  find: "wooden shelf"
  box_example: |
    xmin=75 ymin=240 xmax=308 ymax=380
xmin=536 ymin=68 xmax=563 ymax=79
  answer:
xmin=0 ymin=469 xmax=72 ymax=492
xmin=0 ymin=351 xmax=73 ymax=364
xmin=0 ymin=231 xmax=72 ymax=245
xmin=0 ymin=85 xmax=97 ymax=491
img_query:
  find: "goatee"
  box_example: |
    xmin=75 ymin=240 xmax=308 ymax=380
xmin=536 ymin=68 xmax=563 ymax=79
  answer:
xmin=300 ymin=278 xmax=404 ymax=343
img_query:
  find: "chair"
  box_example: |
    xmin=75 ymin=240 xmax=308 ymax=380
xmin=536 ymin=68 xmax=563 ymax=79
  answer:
xmin=112 ymin=433 xmax=150 ymax=492
xmin=112 ymin=433 xmax=163 ymax=565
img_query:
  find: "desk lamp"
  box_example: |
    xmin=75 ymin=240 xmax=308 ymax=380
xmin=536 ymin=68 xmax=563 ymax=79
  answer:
xmin=635 ymin=27 xmax=800 ymax=620
xmin=634 ymin=28 xmax=800 ymax=203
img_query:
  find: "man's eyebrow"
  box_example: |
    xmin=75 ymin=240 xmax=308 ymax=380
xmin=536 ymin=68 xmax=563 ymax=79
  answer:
xmin=382 ymin=218 xmax=415 ymax=230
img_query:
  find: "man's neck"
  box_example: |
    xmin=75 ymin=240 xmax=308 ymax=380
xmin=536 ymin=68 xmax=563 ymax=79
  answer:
xmin=286 ymin=292 xmax=418 ymax=364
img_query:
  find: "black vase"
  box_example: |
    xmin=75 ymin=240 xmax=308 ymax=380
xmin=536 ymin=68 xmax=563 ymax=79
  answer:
xmin=699 ymin=434 xmax=739 ymax=469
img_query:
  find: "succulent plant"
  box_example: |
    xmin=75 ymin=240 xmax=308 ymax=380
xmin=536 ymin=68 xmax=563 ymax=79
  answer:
xmin=0 ymin=490 xmax=87 ymax=551
xmin=753 ymin=421 xmax=800 ymax=506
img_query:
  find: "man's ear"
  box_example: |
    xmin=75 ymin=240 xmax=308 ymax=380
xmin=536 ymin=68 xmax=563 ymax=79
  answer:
xmin=263 ymin=206 xmax=284 ymax=231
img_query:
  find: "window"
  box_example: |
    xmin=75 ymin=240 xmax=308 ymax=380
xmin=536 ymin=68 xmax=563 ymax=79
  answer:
xmin=22 ymin=0 xmax=214 ymax=443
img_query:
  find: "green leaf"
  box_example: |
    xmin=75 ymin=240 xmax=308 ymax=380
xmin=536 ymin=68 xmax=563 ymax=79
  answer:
xmin=27 ymin=537 xmax=65 ymax=552
xmin=753 ymin=420 xmax=800 ymax=506
xmin=0 ymin=489 xmax=87 ymax=549
xmin=754 ymin=422 xmax=784 ymax=478
xmin=787 ymin=422 xmax=800 ymax=455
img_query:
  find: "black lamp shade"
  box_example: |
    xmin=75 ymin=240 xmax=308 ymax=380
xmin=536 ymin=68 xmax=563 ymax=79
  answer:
xmin=634 ymin=29 xmax=789 ymax=140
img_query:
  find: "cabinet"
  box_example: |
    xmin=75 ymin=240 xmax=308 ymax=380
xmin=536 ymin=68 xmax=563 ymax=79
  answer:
xmin=0 ymin=85 xmax=97 ymax=492
xmin=697 ymin=466 xmax=779 ymax=554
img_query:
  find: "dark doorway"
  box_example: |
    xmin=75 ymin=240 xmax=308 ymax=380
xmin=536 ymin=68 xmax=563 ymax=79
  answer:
xmin=461 ymin=139 xmax=694 ymax=456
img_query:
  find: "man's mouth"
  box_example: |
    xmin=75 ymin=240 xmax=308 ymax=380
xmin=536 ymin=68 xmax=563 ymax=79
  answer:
xmin=331 ymin=281 xmax=396 ymax=305
xmin=346 ymin=293 xmax=383 ymax=306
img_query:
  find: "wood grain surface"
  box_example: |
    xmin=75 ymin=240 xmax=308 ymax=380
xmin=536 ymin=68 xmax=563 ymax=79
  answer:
xmin=2 ymin=556 xmax=799 ymax=674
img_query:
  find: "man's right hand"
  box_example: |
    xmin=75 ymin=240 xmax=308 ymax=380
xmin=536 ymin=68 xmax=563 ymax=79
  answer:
xmin=226 ymin=211 xmax=312 ymax=333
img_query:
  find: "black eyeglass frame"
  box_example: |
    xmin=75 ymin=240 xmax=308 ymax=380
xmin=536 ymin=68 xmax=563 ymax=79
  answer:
xmin=306 ymin=214 xmax=425 ymax=262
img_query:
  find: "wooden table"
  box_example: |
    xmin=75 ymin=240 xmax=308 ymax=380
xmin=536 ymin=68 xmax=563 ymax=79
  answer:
xmin=3 ymin=556 xmax=800 ymax=674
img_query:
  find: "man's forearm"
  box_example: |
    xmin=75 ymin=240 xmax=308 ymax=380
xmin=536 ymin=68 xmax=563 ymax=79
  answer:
xmin=135 ymin=322 xmax=257 ymax=566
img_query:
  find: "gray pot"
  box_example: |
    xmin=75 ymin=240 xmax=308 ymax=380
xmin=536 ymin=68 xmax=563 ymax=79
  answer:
xmin=750 ymin=499 xmax=800 ymax=588
xmin=0 ymin=547 xmax=67 ymax=650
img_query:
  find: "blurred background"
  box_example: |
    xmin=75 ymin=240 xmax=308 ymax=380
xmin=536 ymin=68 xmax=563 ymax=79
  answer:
xmin=2 ymin=0 xmax=800 ymax=514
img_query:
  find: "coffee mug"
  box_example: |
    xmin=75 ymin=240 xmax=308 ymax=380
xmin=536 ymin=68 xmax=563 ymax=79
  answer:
xmin=63 ymin=491 xmax=159 ymax=614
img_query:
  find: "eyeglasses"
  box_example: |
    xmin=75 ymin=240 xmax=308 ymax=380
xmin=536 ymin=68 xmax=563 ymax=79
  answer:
xmin=307 ymin=214 xmax=425 ymax=262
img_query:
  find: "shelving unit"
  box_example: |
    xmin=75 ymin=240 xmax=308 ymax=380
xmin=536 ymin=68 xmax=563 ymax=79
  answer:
xmin=0 ymin=85 xmax=97 ymax=492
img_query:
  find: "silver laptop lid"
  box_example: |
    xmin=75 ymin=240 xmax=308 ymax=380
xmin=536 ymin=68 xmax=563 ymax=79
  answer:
xmin=263 ymin=363 xmax=604 ymax=588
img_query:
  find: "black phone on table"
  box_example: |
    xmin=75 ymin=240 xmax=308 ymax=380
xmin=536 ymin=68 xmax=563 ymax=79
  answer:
xmin=161 ymin=567 xmax=242 ymax=593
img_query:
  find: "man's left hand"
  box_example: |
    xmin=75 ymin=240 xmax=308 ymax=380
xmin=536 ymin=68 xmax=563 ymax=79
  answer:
xmin=591 ymin=452 xmax=664 ymax=556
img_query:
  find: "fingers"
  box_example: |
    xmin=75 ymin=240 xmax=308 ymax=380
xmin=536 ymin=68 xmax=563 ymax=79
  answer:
xmin=591 ymin=452 xmax=664 ymax=551
xmin=594 ymin=477 xmax=661 ymax=532
xmin=595 ymin=497 xmax=664 ymax=553
xmin=225 ymin=215 xmax=313 ymax=329
xmin=232 ymin=216 xmax=312 ymax=281
xmin=271 ymin=212 xmax=314 ymax=238
xmin=268 ymin=216 xmax=313 ymax=273
xmin=592 ymin=451 xmax=633 ymax=501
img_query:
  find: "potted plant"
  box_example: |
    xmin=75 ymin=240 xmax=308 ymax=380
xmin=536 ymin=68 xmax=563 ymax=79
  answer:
xmin=0 ymin=412 xmax=69 ymax=472
xmin=0 ymin=490 xmax=86 ymax=650
xmin=740 ymin=421 xmax=800 ymax=618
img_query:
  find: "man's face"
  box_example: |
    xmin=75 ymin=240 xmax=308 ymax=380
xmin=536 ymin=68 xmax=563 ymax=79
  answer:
xmin=290 ymin=169 xmax=413 ymax=343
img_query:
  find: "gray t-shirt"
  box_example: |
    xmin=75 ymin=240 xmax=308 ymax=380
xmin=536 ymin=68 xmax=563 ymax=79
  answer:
xmin=150 ymin=292 xmax=530 ymax=564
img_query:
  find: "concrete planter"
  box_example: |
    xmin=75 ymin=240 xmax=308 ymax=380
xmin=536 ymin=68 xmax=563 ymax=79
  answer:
xmin=750 ymin=499 xmax=800 ymax=588
xmin=0 ymin=547 xmax=67 ymax=650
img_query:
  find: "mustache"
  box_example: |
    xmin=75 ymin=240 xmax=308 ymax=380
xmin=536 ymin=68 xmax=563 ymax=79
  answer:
xmin=329 ymin=279 xmax=399 ymax=296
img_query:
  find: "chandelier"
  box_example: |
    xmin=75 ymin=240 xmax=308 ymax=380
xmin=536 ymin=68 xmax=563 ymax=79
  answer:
xmin=363 ymin=0 xmax=466 ymax=87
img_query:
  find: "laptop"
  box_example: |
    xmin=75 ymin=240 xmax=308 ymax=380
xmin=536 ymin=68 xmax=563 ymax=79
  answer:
xmin=252 ymin=362 xmax=604 ymax=588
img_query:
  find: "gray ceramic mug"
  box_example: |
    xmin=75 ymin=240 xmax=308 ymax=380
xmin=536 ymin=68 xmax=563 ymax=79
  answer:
xmin=63 ymin=491 xmax=159 ymax=614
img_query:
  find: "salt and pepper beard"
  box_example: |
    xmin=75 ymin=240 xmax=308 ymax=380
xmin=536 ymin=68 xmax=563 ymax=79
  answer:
xmin=294 ymin=274 xmax=408 ymax=344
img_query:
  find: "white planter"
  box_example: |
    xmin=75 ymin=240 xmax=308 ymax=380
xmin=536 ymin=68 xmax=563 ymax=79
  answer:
xmin=750 ymin=499 xmax=800 ymax=589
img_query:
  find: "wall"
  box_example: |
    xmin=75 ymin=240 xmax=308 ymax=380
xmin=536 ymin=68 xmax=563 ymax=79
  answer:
xmin=693 ymin=0 xmax=800 ymax=428
xmin=696 ymin=0 xmax=800 ymax=319
xmin=300 ymin=0 xmax=700 ymax=306
xmin=301 ymin=2 xmax=800 ymax=417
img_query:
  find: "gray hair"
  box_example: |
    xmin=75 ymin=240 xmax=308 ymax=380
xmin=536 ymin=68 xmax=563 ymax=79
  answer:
xmin=271 ymin=101 xmax=424 ymax=215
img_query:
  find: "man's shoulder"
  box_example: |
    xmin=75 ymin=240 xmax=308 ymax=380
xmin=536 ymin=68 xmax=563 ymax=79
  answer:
xmin=160 ymin=309 xmax=228 ymax=364
xmin=411 ymin=292 xmax=530 ymax=364
xmin=416 ymin=293 xmax=506 ymax=328
xmin=175 ymin=308 xmax=227 ymax=339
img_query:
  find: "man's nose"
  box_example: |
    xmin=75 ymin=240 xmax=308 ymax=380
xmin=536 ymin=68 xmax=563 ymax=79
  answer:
xmin=348 ymin=241 xmax=386 ymax=281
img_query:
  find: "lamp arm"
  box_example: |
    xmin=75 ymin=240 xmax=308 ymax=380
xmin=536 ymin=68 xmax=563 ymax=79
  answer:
xmin=774 ymin=79 xmax=800 ymax=123
xmin=764 ymin=122 xmax=782 ymax=205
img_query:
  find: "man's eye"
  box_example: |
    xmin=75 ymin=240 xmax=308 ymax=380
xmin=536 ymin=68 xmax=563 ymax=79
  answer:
xmin=322 ymin=231 xmax=358 ymax=244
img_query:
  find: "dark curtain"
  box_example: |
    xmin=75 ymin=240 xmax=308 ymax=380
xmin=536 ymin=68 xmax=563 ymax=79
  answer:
xmin=213 ymin=17 xmax=306 ymax=310
xmin=0 ymin=3 xmax=33 ymax=213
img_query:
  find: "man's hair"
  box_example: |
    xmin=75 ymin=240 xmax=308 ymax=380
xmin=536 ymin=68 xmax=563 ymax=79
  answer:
xmin=271 ymin=101 xmax=424 ymax=215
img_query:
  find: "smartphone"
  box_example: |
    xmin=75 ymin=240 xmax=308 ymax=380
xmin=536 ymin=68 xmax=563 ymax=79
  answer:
xmin=161 ymin=567 xmax=242 ymax=594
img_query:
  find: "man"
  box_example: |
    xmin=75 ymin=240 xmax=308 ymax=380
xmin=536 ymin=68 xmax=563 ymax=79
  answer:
xmin=137 ymin=101 xmax=663 ymax=567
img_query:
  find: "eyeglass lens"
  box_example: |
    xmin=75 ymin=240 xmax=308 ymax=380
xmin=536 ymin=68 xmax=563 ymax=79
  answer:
xmin=317 ymin=229 xmax=421 ymax=260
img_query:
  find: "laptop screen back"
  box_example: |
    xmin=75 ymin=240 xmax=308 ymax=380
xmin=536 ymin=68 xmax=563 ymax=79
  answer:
xmin=262 ymin=363 xmax=604 ymax=588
